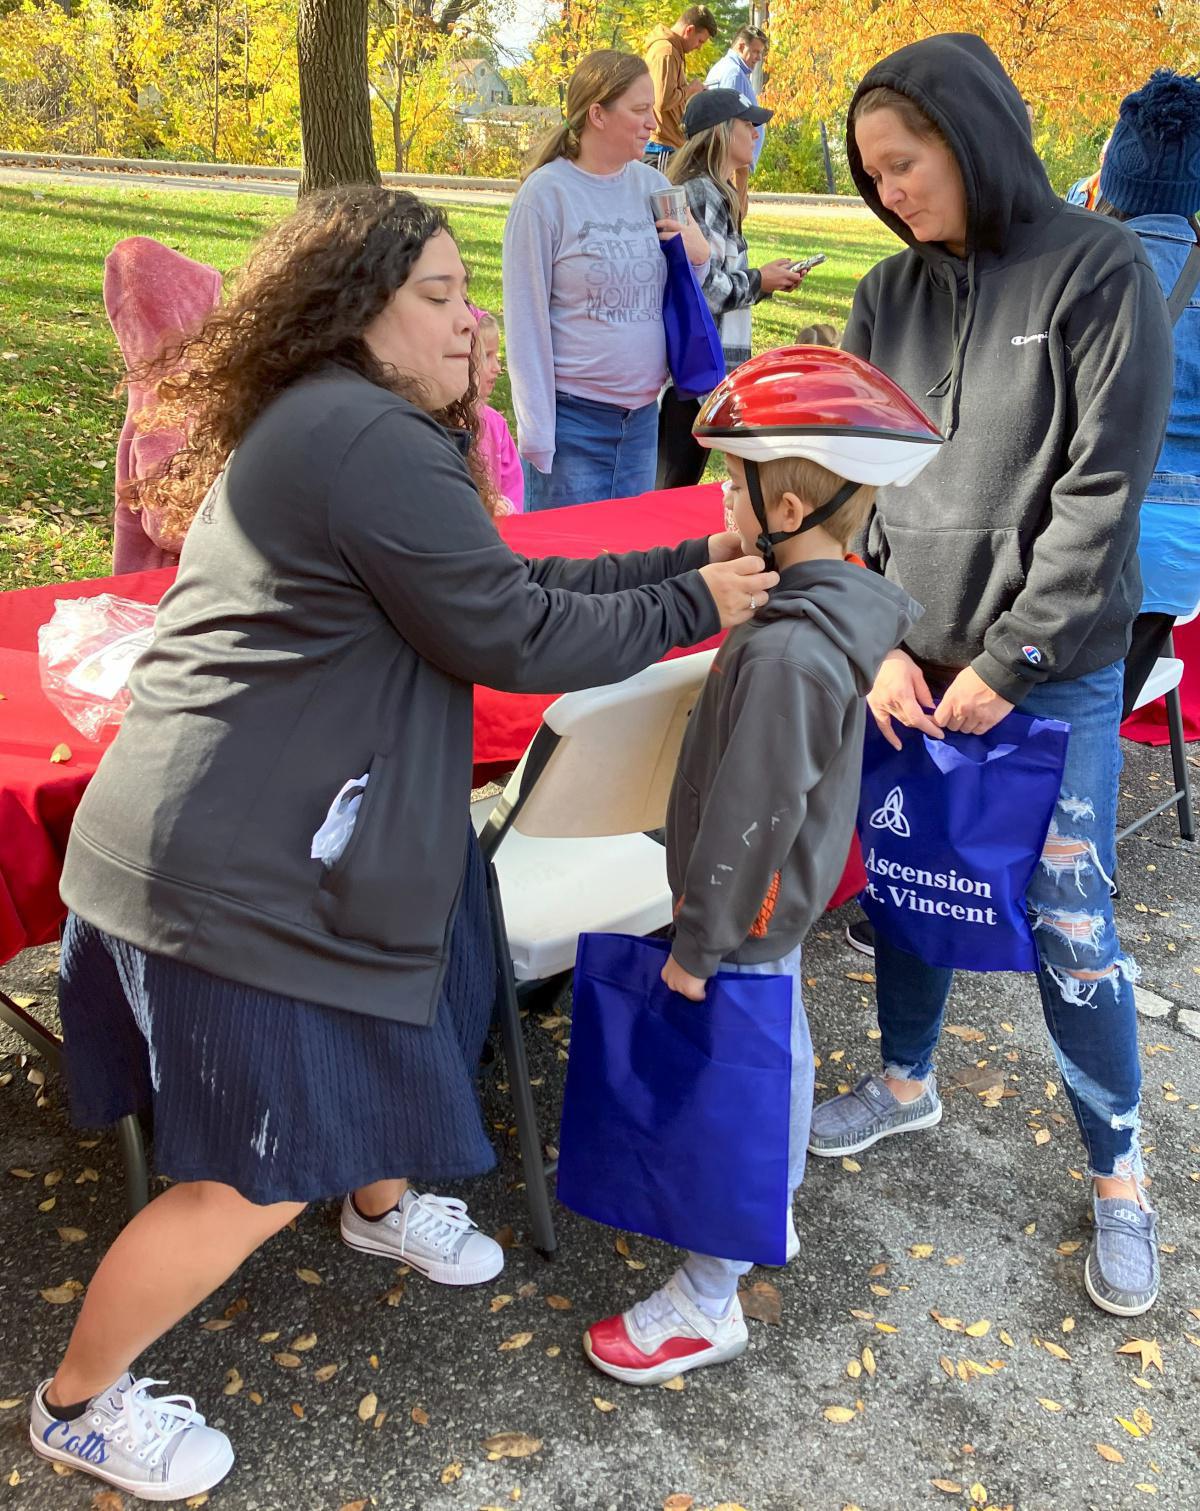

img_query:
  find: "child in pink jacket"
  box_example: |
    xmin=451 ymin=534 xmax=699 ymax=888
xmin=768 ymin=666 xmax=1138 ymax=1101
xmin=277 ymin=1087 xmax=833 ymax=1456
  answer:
xmin=472 ymin=310 xmax=523 ymax=514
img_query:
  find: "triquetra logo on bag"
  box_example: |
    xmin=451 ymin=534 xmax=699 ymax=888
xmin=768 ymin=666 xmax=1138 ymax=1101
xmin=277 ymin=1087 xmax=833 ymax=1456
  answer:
xmin=869 ymin=785 xmax=911 ymax=838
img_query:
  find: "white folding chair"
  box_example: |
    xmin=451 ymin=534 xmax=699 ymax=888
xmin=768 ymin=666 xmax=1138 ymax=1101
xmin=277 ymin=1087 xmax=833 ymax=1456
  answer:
xmin=1117 ymin=604 xmax=1199 ymax=843
xmin=473 ymin=649 xmax=717 ymax=1255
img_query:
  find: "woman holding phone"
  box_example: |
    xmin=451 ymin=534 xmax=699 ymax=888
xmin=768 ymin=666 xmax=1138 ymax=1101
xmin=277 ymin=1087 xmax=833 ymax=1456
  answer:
xmin=503 ymin=49 xmax=711 ymax=510
xmin=656 ymin=88 xmax=810 ymax=490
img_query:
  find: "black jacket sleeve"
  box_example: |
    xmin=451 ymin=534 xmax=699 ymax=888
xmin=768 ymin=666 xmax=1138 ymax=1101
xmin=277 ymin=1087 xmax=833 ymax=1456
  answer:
xmin=330 ymin=407 xmax=719 ymax=695
xmin=524 ymin=536 xmax=712 ymax=593
xmin=974 ymin=260 xmax=1173 ymax=701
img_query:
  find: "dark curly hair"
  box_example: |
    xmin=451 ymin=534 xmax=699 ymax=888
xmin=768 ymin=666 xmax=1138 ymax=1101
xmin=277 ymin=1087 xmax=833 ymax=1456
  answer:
xmin=128 ymin=187 xmax=499 ymax=541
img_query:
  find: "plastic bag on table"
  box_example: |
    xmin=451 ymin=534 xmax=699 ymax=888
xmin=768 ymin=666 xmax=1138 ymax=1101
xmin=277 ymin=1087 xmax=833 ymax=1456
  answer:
xmin=37 ymin=594 xmax=157 ymax=740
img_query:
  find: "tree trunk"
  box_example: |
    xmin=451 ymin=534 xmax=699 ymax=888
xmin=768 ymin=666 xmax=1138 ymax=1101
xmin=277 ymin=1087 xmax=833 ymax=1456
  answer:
xmin=297 ymin=0 xmax=381 ymax=195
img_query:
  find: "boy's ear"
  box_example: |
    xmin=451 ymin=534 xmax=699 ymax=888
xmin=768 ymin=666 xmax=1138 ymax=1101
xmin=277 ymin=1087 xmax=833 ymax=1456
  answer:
xmin=776 ymin=490 xmax=809 ymax=531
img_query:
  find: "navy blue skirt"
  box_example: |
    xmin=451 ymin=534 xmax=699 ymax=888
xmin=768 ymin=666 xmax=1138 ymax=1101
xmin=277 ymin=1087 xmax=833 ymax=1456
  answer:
xmin=57 ymin=831 xmax=497 ymax=1204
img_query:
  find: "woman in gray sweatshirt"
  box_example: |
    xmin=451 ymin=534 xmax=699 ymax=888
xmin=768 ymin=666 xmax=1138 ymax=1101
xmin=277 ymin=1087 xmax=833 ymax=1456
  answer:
xmin=502 ymin=49 xmax=710 ymax=510
xmin=28 ymin=187 xmax=777 ymax=1502
xmin=807 ymin=34 xmax=1174 ymax=1320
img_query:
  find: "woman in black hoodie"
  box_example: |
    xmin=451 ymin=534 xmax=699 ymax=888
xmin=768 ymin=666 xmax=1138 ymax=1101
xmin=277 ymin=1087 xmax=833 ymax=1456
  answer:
xmin=807 ymin=34 xmax=1174 ymax=1318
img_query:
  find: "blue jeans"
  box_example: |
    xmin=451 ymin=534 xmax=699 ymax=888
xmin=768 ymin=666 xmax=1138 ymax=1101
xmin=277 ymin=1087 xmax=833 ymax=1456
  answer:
xmin=875 ymin=663 xmax=1142 ymax=1181
xmin=683 ymin=944 xmax=814 ymax=1297
xmin=524 ymin=391 xmax=659 ymax=511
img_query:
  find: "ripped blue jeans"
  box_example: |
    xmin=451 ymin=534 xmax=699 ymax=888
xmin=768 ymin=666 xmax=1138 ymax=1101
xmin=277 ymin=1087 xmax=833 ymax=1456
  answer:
xmin=876 ymin=662 xmax=1142 ymax=1182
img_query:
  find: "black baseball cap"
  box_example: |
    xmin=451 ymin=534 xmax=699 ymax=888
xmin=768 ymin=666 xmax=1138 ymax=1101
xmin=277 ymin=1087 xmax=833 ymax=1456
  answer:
xmin=683 ymin=87 xmax=773 ymax=139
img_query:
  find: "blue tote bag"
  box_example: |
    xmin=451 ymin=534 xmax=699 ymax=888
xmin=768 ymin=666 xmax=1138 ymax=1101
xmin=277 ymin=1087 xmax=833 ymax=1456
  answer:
xmin=557 ymin=932 xmax=792 ymax=1264
xmin=660 ymin=233 xmax=725 ymax=399
xmin=857 ymin=710 xmax=1070 ymax=973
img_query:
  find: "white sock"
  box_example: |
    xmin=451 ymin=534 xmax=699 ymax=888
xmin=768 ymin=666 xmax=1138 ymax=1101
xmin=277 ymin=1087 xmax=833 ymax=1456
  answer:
xmin=677 ymin=1264 xmax=736 ymax=1319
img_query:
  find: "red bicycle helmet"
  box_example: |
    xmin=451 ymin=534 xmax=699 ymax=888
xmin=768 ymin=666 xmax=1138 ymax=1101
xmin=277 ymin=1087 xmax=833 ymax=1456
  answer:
xmin=694 ymin=345 xmax=943 ymax=487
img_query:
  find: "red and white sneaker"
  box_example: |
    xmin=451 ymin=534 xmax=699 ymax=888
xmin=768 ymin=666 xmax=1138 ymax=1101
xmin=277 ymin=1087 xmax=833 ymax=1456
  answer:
xmin=582 ymin=1272 xmax=749 ymax=1387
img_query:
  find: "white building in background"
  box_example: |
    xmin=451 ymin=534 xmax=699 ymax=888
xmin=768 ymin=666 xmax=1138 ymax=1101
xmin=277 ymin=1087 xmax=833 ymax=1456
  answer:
xmin=449 ymin=59 xmax=511 ymax=109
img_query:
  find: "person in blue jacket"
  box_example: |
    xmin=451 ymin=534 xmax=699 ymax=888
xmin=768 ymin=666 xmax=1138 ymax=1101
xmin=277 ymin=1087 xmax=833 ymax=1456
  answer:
xmin=1092 ymin=69 xmax=1200 ymax=717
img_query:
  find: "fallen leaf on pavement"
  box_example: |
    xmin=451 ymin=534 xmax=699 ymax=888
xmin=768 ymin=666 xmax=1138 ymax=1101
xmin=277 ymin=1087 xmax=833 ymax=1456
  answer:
xmin=1095 ymin=1443 xmax=1124 ymax=1463
xmin=1056 ymin=1240 xmax=1082 ymax=1255
xmin=663 ymin=1497 xmax=694 ymax=1511
xmin=56 ymin=1227 xmax=87 ymax=1244
xmin=737 ymin=1280 xmax=781 ymax=1326
xmin=440 ymin=1463 xmax=463 ymax=1484
xmin=357 ymin=1393 xmax=377 ymax=1422
xmin=40 ymin=1282 xmax=84 ymax=1305
xmin=1037 ymin=1398 xmax=1063 ymax=1411
xmin=493 ymin=1225 xmax=516 ymax=1249
xmin=499 ymin=1332 xmax=534 ymax=1351
xmin=931 ymin=1481 xmax=963 ymax=1495
xmin=593 ymin=1397 xmax=617 ymax=1412
xmin=1133 ymin=1407 xmax=1152 ymax=1435
xmin=1037 ymin=1339 xmax=1071 ymax=1362
xmin=0 ymin=1398 xmax=22 ymax=1409
xmin=222 ymin=1369 xmax=243 ymax=1397
xmin=313 ymin=1364 xmax=339 ymax=1382
xmin=290 ymin=1333 xmax=317 ymax=1352
xmin=861 ymin=1346 xmax=876 ymax=1377
xmin=1034 ymin=1129 xmax=1052 ymax=1146
xmin=874 ymin=1321 xmax=898 ymax=1334
xmin=846 ymin=1359 xmax=862 ymax=1379
xmin=938 ymin=1356 xmax=955 ymax=1378
xmin=868 ymin=1263 xmax=887 ymax=1277
xmin=1116 ymin=1416 xmax=1143 ymax=1438
xmin=1117 ymin=1338 xmax=1163 ymax=1374
xmin=338 ymin=1502 xmax=369 ymax=1511
xmin=91 ymin=1493 xmax=125 ymax=1510
xmin=481 ymin=1432 xmax=543 ymax=1459
xmin=945 ymin=1024 xmax=985 ymax=1042
xmin=930 ymin=1310 xmax=964 ymax=1332
xmin=546 ymin=1295 xmax=572 ymax=1310
xmin=662 ymin=1375 xmax=685 ymax=1391
xmin=842 ymin=1157 xmax=862 ymax=1173
xmin=909 ymin=1243 xmax=934 ymax=1259
xmin=490 ymin=1294 xmax=514 ymax=1313
xmin=969 ymin=1485 xmax=987 ymax=1507
xmin=273 ymin=1353 xmax=301 ymax=1369
xmin=822 ymin=1405 xmax=857 ymax=1423
xmin=411 ymin=1405 xmax=429 ymax=1426
xmin=295 ymin=1268 xmax=322 ymax=1285
xmin=964 ymin=1320 xmax=991 ymax=1339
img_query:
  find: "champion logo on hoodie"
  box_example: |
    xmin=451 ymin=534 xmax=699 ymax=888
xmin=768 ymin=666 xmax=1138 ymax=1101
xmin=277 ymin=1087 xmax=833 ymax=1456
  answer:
xmin=1011 ymin=331 xmax=1050 ymax=346
xmin=1022 ymin=645 xmax=1043 ymax=665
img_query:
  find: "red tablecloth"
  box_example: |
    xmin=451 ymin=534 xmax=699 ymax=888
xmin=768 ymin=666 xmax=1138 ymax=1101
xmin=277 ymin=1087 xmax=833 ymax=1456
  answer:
xmin=1120 ymin=616 xmax=1200 ymax=746
xmin=0 ymin=483 xmax=865 ymax=964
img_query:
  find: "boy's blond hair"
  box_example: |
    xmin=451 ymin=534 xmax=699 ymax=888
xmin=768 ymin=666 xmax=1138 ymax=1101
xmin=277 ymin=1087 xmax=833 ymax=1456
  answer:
xmin=758 ymin=457 xmax=876 ymax=550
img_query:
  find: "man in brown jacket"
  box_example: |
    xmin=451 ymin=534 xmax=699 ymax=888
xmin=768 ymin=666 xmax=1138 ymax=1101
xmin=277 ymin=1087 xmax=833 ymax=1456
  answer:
xmin=643 ymin=6 xmax=718 ymax=165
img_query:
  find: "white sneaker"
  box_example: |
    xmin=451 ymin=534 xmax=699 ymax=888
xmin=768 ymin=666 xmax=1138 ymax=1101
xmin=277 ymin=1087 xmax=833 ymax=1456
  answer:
xmin=340 ymin=1189 xmax=504 ymax=1286
xmin=583 ymin=1272 xmax=749 ymax=1387
xmin=29 ymin=1374 xmax=234 ymax=1502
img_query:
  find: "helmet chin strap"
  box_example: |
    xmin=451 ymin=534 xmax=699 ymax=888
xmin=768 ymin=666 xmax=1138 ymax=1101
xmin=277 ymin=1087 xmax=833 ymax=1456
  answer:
xmin=745 ymin=461 xmax=860 ymax=572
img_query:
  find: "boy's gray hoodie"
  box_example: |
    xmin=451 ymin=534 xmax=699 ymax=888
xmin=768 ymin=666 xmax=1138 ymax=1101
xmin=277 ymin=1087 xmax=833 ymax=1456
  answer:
xmin=667 ymin=561 xmax=921 ymax=978
xmin=841 ymin=33 xmax=1174 ymax=704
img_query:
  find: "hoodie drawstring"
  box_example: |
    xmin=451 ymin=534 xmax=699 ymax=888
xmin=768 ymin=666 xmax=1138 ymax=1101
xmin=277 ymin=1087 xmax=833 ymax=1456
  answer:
xmin=924 ymin=252 xmax=978 ymax=440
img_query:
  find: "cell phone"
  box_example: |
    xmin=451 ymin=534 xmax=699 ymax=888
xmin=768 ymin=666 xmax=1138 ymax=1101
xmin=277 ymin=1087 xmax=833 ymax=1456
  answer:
xmin=788 ymin=254 xmax=827 ymax=274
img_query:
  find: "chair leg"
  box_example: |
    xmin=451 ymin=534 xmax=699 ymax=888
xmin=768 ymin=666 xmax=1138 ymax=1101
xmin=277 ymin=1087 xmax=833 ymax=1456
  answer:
xmin=116 ymin=1114 xmax=150 ymax=1219
xmin=1165 ymin=683 xmax=1195 ymax=841
xmin=484 ymin=862 xmax=557 ymax=1258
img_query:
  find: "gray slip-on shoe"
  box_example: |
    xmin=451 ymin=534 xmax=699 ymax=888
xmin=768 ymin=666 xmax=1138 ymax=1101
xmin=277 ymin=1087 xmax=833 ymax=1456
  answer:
xmin=808 ymin=1072 xmax=942 ymax=1158
xmin=1084 ymin=1195 xmax=1159 ymax=1317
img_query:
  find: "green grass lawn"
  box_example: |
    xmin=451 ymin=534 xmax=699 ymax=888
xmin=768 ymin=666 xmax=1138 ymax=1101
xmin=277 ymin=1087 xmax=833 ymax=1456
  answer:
xmin=0 ymin=181 xmax=900 ymax=589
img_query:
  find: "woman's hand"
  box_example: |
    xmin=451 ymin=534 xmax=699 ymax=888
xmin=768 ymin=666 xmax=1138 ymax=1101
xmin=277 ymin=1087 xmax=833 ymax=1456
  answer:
xmin=758 ymin=259 xmax=807 ymax=295
xmin=699 ymin=554 xmax=780 ymax=628
xmin=707 ymin=530 xmax=745 ymax=563
xmin=662 ymin=954 xmax=707 ymax=1001
xmin=867 ymin=647 xmax=943 ymax=751
xmin=933 ymin=666 xmax=1014 ymax=736
xmin=657 ymin=209 xmax=711 ymax=268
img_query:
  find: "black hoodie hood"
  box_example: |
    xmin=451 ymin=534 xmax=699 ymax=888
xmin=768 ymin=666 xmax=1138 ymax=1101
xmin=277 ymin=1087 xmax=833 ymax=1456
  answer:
xmin=848 ymin=33 xmax=1061 ymax=262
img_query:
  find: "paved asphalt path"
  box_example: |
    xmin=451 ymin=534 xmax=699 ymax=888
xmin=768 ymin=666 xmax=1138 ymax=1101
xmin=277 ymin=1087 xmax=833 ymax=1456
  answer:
xmin=0 ymin=737 xmax=1197 ymax=1509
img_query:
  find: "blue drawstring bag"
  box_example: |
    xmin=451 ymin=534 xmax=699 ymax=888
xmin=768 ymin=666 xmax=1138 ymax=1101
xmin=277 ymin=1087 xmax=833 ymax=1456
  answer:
xmin=660 ymin=233 xmax=725 ymax=399
xmin=857 ymin=710 xmax=1070 ymax=973
xmin=557 ymin=932 xmax=792 ymax=1263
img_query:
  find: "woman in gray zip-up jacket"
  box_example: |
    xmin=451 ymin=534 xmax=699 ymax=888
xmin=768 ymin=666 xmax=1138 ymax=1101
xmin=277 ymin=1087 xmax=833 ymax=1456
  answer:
xmin=30 ymin=188 xmax=777 ymax=1501
xmin=806 ymin=35 xmax=1174 ymax=1320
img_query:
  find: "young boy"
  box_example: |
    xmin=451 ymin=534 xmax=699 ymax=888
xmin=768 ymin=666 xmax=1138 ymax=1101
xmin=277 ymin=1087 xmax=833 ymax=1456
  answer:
xmin=582 ymin=346 xmax=942 ymax=1385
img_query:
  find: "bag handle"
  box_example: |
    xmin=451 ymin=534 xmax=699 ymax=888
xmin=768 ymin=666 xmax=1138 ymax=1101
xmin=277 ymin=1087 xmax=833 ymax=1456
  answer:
xmin=1166 ymin=243 xmax=1200 ymax=326
xmin=923 ymin=735 xmax=1017 ymax=773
